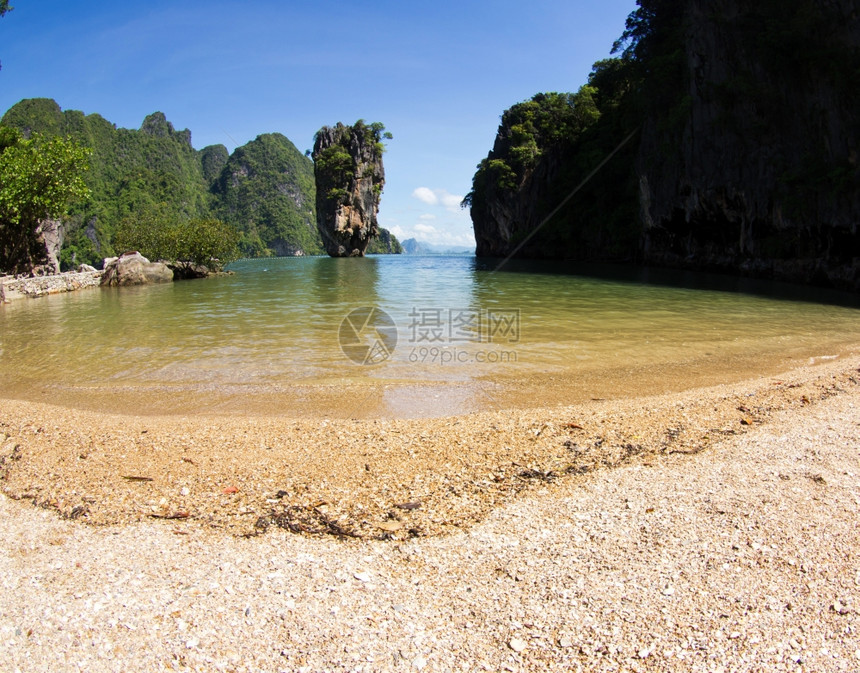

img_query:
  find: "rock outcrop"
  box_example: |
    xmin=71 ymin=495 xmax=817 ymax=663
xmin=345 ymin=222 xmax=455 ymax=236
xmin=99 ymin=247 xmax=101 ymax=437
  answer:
xmin=33 ymin=219 xmax=64 ymax=275
xmin=468 ymin=0 xmax=860 ymax=290
xmin=312 ymin=121 xmax=387 ymax=257
xmin=367 ymin=228 xmax=403 ymax=254
xmin=100 ymin=252 xmax=173 ymax=286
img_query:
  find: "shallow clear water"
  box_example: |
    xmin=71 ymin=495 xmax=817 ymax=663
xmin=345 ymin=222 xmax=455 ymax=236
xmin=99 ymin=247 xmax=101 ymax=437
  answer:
xmin=1 ymin=256 xmax=859 ymax=417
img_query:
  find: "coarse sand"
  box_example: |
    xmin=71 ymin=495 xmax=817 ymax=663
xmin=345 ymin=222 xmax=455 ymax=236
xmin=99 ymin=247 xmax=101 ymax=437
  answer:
xmin=1 ymin=355 xmax=859 ymax=671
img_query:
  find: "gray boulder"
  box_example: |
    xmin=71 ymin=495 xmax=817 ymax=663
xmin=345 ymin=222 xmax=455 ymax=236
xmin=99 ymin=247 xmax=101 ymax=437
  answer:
xmin=100 ymin=252 xmax=174 ymax=286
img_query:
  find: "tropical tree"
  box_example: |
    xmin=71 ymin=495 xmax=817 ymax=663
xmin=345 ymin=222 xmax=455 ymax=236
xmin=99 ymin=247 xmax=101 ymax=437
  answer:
xmin=114 ymin=207 xmax=240 ymax=271
xmin=0 ymin=128 xmax=91 ymax=274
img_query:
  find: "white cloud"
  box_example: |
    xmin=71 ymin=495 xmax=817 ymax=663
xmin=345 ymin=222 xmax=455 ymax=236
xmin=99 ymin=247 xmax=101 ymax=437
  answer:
xmin=411 ymin=187 xmax=464 ymax=213
xmin=412 ymin=187 xmax=438 ymax=205
xmin=440 ymin=192 xmax=462 ymax=210
xmin=382 ymin=190 xmax=474 ymax=247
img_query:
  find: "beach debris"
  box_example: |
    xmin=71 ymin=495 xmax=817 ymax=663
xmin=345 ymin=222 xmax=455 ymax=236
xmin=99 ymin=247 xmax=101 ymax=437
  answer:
xmin=222 ymin=485 xmax=239 ymax=494
xmin=353 ymin=571 xmax=372 ymax=582
xmin=562 ymin=439 xmax=584 ymax=452
xmin=150 ymin=510 xmax=189 ymax=520
xmin=832 ymin=599 xmax=850 ymax=615
xmin=395 ymin=501 xmax=421 ymax=510
xmin=67 ymin=505 xmax=88 ymax=520
xmin=377 ymin=521 xmax=404 ymax=532
xmin=740 ymin=417 xmax=754 ymax=426
xmin=565 ymin=422 xmax=584 ymax=430
xmin=509 ymin=637 xmax=527 ymax=653
xmin=261 ymin=505 xmax=361 ymax=538
xmin=122 ymin=475 xmax=153 ymax=482
xmin=518 ymin=468 xmax=557 ymax=482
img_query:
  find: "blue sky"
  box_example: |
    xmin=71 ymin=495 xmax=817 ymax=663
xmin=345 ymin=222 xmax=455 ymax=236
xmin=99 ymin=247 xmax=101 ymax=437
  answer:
xmin=0 ymin=0 xmax=637 ymax=248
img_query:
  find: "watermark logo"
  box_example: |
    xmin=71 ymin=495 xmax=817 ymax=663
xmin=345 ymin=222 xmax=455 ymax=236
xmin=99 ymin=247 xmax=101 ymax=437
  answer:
xmin=338 ymin=306 xmax=521 ymax=365
xmin=338 ymin=307 xmax=398 ymax=365
xmin=408 ymin=308 xmax=520 ymax=344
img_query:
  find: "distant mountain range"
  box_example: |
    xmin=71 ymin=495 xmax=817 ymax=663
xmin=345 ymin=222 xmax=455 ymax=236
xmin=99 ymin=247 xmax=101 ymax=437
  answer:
xmin=0 ymin=98 xmax=403 ymax=267
xmin=400 ymin=238 xmax=473 ymax=255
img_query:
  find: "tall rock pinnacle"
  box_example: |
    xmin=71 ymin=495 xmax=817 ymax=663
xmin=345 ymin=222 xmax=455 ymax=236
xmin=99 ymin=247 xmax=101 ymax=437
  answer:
xmin=312 ymin=120 xmax=389 ymax=257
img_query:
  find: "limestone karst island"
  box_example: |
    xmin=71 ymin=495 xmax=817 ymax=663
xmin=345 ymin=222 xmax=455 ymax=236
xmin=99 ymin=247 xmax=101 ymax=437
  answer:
xmin=313 ymin=120 xmax=390 ymax=258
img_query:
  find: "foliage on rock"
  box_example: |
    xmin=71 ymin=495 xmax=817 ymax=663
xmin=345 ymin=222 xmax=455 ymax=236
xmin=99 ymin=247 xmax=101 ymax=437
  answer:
xmin=212 ymin=133 xmax=320 ymax=257
xmin=466 ymin=73 xmax=639 ymax=260
xmin=367 ymin=227 xmax=403 ymax=254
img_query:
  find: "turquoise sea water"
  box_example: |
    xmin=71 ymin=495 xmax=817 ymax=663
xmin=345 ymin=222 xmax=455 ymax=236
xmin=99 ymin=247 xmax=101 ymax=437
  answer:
xmin=1 ymin=256 xmax=859 ymax=417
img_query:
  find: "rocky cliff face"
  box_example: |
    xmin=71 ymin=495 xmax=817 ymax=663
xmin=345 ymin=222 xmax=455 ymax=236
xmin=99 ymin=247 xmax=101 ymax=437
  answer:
xmin=34 ymin=219 xmax=64 ymax=275
xmin=468 ymin=88 xmax=638 ymax=263
xmin=471 ymin=145 xmax=566 ymax=258
xmin=637 ymin=0 xmax=860 ymax=289
xmin=312 ymin=121 xmax=387 ymax=257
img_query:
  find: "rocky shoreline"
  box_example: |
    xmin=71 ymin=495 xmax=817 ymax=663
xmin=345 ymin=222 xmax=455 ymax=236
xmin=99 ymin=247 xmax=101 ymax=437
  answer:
xmin=0 ymin=269 xmax=103 ymax=302
xmin=0 ymin=253 xmax=224 ymax=303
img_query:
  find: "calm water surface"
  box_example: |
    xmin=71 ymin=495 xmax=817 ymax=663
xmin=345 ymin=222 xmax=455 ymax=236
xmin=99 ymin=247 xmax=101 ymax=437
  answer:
xmin=1 ymin=256 xmax=858 ymax=417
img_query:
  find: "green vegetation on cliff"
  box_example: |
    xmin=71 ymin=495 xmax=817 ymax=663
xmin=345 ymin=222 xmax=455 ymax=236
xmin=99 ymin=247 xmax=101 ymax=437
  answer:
xmin=367 ymin=227 xmax=403 ymax=254
xmin=1 ymin=99 xmax=214 ymax=267
xmin=313 ymin=120 xmax=390 ymax=207
xmin=211 ymin=133 xmax=321 ymax=257
xmin=466 ymin=61 xmax=641 ymax=259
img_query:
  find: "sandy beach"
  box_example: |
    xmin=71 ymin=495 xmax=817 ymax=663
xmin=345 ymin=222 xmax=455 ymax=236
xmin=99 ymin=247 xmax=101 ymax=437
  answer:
xmin=1 ymin=354 xmax=859 ymax=671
